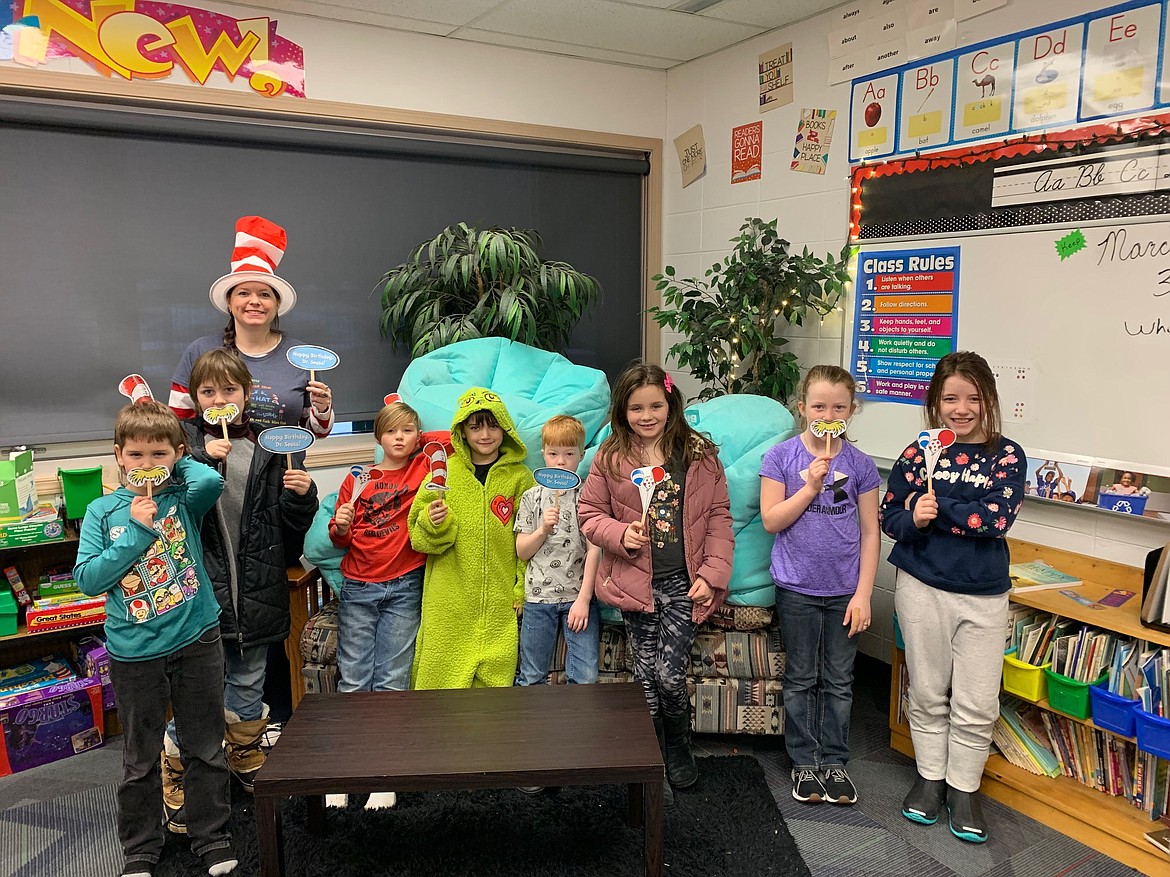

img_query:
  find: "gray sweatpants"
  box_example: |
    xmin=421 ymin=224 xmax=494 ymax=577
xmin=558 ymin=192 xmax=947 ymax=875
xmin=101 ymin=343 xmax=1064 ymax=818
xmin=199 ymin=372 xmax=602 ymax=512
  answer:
xmin=894 ymin=570 xmax=1007 ymax=792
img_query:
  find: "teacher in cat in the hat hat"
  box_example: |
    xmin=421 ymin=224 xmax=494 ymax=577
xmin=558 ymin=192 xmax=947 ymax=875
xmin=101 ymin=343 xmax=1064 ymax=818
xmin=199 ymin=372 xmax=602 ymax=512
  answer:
xmin=169 ymin=216 xmax=335 ymax=437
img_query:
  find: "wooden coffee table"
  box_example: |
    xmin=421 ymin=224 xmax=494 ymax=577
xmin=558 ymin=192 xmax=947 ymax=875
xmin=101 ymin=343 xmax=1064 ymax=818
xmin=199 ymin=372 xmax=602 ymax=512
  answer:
xmin=254 ymin=682 xmax=665 ymax=876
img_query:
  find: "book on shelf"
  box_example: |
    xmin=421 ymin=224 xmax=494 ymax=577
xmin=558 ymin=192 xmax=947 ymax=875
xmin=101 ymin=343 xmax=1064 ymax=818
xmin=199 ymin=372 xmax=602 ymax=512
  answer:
xmin=1009 ymin=560 xmax=1082 ymax=592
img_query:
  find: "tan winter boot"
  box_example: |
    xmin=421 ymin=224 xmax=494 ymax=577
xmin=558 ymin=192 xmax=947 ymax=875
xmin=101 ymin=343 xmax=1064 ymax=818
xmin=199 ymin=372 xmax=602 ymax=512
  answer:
xmin=225 ymin=706 xmax=268 ymax=793
xmin=161 ymin=735 xmax=187 ymax=834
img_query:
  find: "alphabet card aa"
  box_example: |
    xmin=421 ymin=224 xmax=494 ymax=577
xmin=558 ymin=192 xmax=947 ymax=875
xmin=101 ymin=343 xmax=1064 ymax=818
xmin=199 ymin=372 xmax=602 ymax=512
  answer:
xmin=850 ymin=73 xmax=899 ymax=161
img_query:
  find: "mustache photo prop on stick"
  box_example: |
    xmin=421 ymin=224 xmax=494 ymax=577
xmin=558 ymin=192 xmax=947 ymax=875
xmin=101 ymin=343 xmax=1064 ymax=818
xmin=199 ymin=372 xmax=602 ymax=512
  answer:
xmin=917 ymin=428 xmax=957 ymax=495
xmin=127 ymin=465 xmax=170 ymax=498
xmin=810 ymin=419 xmax=848 ymax=455
xmin=202 ymin=403 xmax=240 ymax=441
xmin=423 ymin=441 xmax=449 ymax=492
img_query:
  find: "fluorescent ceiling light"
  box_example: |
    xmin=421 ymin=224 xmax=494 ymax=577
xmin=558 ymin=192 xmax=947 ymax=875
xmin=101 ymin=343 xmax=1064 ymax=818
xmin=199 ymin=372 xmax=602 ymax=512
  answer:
xmin=672 ymin=0 xmax=725 ymax=13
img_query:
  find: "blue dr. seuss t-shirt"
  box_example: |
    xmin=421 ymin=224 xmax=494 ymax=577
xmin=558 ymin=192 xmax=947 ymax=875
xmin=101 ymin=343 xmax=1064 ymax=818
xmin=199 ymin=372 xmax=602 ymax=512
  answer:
xmin=759 ymin=436 xmax=880 ymax=597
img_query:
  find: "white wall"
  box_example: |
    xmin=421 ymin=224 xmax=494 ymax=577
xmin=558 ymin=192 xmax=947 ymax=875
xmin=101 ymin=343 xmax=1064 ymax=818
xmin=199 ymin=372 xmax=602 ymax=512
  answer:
xmin=661 ymin=0 xmax=1170 ymax=660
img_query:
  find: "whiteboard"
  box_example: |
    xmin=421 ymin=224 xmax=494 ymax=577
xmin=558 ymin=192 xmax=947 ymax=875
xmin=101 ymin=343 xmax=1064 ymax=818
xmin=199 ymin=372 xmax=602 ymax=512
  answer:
xmin=846 ymin=216 xmax=1170 ymax=467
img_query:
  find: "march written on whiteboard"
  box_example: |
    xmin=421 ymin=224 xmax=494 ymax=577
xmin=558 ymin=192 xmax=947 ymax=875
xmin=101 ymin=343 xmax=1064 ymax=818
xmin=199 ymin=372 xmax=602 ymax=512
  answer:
xmin=847 ymin=217 xmax=1170 ymax=470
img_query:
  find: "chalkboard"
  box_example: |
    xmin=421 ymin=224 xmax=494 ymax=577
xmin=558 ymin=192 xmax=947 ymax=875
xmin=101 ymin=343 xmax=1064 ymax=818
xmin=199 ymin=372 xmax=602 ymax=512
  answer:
xmin=849 ymin=216 xmax=1170 ymax=467
xmin=0 ymin=99 xmax=648 ymax=446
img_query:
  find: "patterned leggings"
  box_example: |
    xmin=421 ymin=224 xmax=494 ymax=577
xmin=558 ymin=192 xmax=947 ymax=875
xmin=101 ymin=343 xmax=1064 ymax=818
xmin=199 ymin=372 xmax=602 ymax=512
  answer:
xmin=623 ymin=570 xmax=697 ymax=717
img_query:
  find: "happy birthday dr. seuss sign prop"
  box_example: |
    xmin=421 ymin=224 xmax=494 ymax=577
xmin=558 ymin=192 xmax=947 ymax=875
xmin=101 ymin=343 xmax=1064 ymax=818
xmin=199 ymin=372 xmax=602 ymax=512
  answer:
xmin=3 ymin=0 xmax=306 ymax=98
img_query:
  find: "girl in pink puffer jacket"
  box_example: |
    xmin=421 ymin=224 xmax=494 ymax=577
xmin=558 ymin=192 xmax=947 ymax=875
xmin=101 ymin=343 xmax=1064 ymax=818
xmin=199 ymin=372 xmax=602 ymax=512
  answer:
xmin=579 ymin=362 xmax=734 ymax=808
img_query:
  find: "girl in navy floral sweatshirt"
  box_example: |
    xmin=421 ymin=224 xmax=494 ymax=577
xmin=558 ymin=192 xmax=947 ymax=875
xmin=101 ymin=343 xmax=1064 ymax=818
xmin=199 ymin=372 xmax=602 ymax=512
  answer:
xmin=879 ymin=351 xmax=1025 ymax=846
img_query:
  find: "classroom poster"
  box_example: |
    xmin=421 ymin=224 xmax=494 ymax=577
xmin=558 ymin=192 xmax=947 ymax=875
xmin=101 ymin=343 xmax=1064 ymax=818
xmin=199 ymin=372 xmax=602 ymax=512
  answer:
xmin=899 ymin=59 xmax=955 ymax=150
xmin=731 ymin=122 xmax=762 ymax=183
xmin=1013 ymin=24 xmax=1085 ymax=130
xmin=0 ymin=1 xmax=306 ymax=97
xmin=673 ymin=124 xmax=706 ymax=188
xmin=851 ymin=246 xmax=961 ymax=404
xmin=759 ymin=43 xmax=794 ymax=112
xmin=791 ymin=109 xmax=836 ymax=174
xmin=1080 ymin=4 xmax=1160 ymax=119
xmin=850 ymin=73 xmax=899 ymax=161
xmin=953 ymin=43 xmax=1015 ymax=141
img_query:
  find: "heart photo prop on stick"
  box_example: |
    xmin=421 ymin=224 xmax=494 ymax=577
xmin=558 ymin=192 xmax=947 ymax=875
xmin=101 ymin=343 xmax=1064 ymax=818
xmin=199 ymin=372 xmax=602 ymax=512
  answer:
xmin=423 ymin=441 xmax=449 ymax=491
xmin=127 ymin=465 xmax=170 ymax=498
xmin=349 ymin=464 xmax=372 ymax=502
xmin=810 ymin=419 xmax=848 ymax=455
xmin=631 ymin=466 xmax=666 ymax=526
xmin=119 ymin=374 xmax=154 ymax=405
xmin=202 ymin=403 xmax=240 ymax=440
xmin=917 ymin=428 xmax=957 ymax=494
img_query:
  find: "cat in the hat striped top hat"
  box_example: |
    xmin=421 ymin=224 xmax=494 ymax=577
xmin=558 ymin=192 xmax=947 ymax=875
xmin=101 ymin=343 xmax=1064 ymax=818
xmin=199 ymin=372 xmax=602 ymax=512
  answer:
xmin=209 ymin=215 xmax=297 ymax=315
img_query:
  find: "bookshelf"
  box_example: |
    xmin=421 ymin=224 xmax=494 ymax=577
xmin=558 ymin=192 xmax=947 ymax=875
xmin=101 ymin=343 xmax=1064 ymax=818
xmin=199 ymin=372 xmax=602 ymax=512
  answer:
xmin=888 ymin=538 xmax=1169 ymax=875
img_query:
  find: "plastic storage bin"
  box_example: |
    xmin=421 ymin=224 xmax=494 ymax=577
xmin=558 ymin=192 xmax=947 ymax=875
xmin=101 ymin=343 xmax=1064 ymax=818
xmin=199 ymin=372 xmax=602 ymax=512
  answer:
xmin=57 ymin=467 xmax=103 ymax=521
xmin=1090 ymin=682 xmax=1139 ymax=737
xmin=1044 ymin=669 xmax=1105 ymax=720
xmin=1134 ymin=708 xmax=1170 ymax=760
xmin=1002 ymin=650 xmax=1050 ymax=702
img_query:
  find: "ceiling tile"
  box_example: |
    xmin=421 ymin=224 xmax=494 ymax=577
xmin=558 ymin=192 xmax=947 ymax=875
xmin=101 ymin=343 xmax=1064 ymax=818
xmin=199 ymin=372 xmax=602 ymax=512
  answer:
xmin=698 ymin=0 xmax=840 ymax=28
xmin=456 ymin=27 xmax=677 ymax=69
xmin=226 ymin=0 xmax=461 ymax=35
xmin=465 ymin=0 xmax=764 ymax=61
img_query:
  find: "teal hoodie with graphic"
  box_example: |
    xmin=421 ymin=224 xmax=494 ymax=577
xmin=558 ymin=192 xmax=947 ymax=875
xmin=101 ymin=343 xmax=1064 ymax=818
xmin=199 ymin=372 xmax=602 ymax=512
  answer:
xmin=408 ymin=387 xmax=534 ymax=688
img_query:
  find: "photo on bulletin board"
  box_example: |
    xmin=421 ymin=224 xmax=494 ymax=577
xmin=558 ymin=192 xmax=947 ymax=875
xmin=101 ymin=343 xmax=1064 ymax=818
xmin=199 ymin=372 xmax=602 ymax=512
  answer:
xmin=1083 ymin=464 xmax=1170 ymax=519
xmin=1025 ymin=454 xmax=1092 ymax=504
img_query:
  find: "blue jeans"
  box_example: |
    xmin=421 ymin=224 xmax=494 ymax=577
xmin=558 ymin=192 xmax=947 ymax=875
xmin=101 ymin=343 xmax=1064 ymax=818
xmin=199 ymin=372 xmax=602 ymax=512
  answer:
xmin=109 ymin=627 xmax=232 ymax=864
xmin=337 ymin=568 xmax=423 ymax=692
xmin=517 ymin=600 xmax=600 ymax=685
xmin=775 ymin=587 xmax=858 ymax=770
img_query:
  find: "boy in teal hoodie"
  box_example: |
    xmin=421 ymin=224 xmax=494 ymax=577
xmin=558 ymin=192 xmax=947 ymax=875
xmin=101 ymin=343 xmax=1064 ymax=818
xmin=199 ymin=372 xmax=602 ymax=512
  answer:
xmin=74 ymin=400 xmax=237 ymax=877
xmin=408 ymin=388 xmax=534 ymax=688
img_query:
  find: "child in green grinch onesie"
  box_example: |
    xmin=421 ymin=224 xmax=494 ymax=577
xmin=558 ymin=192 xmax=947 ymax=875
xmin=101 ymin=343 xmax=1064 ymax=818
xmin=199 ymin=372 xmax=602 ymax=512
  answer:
xmin=408 ymin=388 xmax=535 ymax=688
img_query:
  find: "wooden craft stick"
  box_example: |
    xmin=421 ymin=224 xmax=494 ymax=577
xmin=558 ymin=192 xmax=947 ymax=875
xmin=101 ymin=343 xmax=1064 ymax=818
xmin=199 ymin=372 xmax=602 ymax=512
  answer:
xmin=286 ymin=453 xmax=293 ymax=470
xmin=553 ymin=490 xmax=562 ymax=511
xmin=146 ymin=480 xmax=153 ymax=500
xmin=221 ymin=420 xmax=230 ymax=441
xmin=310 ymin=369 xmax=316 ymax=383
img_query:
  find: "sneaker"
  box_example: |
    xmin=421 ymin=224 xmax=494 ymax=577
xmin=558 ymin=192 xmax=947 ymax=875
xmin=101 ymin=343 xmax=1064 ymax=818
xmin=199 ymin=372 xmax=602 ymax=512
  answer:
xmin=517 ymin=786 xmax=544 ymax=794
xmin=121 ymin=861 xmax=154 ymax=877
xmin=791 ymin=768 xmax=825 ymax=804
xmin=261 ymin=721 xmax=283 ymax=750
xmin=200 ymin=845 xmax=239 ymax=876
xmin=325 ymin=794 xmax=348 ymax=807
xmin=820 ymin=766 xmax=858 ymax=804
xmin=365 ymin=791 xmax=397 ymax=809
xmin=162 ymin=801 xmax=187 ymax=835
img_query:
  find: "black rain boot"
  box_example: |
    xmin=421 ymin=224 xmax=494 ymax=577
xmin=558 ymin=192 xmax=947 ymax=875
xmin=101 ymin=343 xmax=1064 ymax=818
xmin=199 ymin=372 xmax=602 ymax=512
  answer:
xmin=652 ymin=714 xmax=675 ymax=809
xmin=901 ymin=774 xmax=947 ymax=825
xmin=662 ymin=710 xmax=698 ymax=789
xmin=946 ymin=786 xmax=988 ymax=843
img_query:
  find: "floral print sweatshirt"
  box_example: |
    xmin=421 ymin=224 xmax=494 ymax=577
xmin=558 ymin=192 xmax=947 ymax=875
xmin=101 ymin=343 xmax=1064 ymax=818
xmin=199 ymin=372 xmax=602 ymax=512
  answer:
xmin=879 ymin=436 xmax=1026 ymax=596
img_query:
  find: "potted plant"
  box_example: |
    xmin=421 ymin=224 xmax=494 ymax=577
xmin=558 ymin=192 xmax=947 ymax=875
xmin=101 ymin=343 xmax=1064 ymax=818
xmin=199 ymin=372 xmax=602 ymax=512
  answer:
xmin=649 ymin=217 xmax=853 ymax=403
xmin=379 ymin=222 xmax=601 ymax=357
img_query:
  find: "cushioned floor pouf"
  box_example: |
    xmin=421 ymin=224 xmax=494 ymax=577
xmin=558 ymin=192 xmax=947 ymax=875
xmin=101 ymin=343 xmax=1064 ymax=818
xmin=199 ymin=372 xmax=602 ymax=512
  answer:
xmin=689 ymin=677 xmax=784 ymax=735
xmin=690 ymin=622 xmax=784 ymax=680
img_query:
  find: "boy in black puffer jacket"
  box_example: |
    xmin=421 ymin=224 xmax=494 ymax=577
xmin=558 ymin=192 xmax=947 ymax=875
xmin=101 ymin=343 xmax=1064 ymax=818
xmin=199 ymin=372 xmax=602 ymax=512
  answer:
xmin=163 ymin=349 xmax=318 ymax=832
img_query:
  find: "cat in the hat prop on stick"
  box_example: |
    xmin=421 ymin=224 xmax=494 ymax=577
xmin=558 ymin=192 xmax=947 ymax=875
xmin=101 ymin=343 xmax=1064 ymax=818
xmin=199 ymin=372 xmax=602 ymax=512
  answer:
xmin=423 ymin=441 xmax=450 ymax=492
xmin=119 ymin=374 xmax=155 ymax=405
xmin=917 ymin=428 xmax=957 ymax=495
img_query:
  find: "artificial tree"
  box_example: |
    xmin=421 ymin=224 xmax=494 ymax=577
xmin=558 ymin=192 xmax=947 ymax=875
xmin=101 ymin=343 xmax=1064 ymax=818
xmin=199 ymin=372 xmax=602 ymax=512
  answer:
xmin=648 ymin=217 xmax=853 ymax=404
xmin=379 ymin=222 xmax=601 ymax=357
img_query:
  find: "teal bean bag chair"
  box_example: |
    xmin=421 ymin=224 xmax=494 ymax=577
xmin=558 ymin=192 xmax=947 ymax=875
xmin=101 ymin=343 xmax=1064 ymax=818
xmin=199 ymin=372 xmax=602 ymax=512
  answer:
xmin=582 ymin=393 xmax=796 ymax=610
xmin=303 ymin=491 xmax=343 ymax=596
xmin=398 ymin=338 xmax=610 ymax=472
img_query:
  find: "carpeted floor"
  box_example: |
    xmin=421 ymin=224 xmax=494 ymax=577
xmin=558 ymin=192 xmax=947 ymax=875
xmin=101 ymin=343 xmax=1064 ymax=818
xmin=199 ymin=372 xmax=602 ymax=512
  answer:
xmin=1 ymin=756 xmax=807 ymax=877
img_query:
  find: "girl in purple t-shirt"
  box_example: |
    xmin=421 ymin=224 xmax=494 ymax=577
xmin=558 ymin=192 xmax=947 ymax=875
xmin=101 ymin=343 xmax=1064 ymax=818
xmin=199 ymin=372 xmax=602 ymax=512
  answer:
xmin=759 ymin=365 xmax=880 ymax=807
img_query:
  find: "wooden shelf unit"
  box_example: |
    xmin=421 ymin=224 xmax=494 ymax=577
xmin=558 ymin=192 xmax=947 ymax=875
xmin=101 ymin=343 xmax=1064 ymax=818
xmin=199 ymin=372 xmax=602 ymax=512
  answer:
xmin=888 ymin=538 xmax=1169 ymax=875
